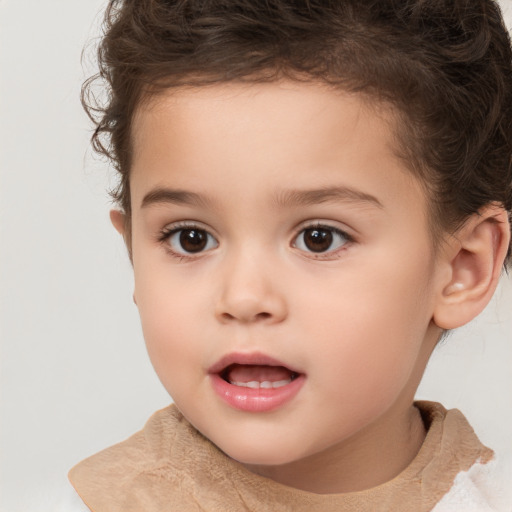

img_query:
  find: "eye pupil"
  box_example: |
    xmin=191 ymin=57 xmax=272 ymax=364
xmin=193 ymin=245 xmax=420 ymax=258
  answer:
xmin=304 ymin=228 xmax=333 ymax=252
xmin=179 ymin=229 xmax=207 ymax=252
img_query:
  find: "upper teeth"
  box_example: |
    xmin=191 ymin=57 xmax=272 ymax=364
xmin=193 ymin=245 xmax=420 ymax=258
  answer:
xmin=230 ymin=379 xmax=291 ymax=389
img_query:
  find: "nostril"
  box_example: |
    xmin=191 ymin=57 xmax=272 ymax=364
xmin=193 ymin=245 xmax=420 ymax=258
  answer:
xmin=220 ymin=311 xmax=272 ymax=322
xmin=215 ymin=292 xmax=287 ymax=324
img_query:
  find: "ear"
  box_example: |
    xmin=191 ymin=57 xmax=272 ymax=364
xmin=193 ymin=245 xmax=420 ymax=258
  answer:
xmin=110 ymin=209 xmax=136 ymax=302
xmin=110 ymin=208 xmax=134 ymax=267
xmin=433 ymin=205 xmax=510 ymax=330
xmin=110 ymin=209 xmax=126 ymax=236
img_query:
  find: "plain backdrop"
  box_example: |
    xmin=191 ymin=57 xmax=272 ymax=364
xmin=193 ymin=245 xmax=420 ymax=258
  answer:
xmin=1 ymin=1 xmax=511 ymax=510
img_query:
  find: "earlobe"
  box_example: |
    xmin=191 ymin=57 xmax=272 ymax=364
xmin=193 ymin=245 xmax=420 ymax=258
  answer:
xmin=110 ymin=209 xmax=126 ymax=236
xmin=433 ymin=205 xmax=510 ymax=330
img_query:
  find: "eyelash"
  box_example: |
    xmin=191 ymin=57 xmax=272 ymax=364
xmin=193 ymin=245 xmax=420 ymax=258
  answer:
xmin=157 ymin=221 xmax=354 ymax=261
xmin=292 ymin=223 xmax=354 ymax=260
xmin=157 ymin=221 xmax=217 ymax=262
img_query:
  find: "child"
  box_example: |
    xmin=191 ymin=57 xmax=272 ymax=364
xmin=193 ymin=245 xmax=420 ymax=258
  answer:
xmin=69 ymin=0 xmax=512 ymax=510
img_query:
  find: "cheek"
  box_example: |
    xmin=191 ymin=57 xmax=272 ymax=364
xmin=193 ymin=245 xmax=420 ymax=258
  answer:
xmin=133 ymin=267 xmax=209 ymax=391
xmin=298 ymin=250 xmax=435 ymax=397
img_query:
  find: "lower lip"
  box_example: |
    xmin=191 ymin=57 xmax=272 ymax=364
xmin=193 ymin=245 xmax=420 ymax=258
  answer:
xmin=209 ymin=373 xmax=305 ymax=412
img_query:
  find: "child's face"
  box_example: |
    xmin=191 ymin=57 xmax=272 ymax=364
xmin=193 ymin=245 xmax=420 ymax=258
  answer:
xmin=127 ymin=81 xmax=443 ymax=470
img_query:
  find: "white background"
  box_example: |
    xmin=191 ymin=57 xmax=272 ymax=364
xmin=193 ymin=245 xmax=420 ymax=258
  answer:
xmin=0 ymin=1 xmax=511 ymax=510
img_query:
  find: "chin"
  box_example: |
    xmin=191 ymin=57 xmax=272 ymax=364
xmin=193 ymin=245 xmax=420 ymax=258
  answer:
xmin=215 ymin=436 xmax=303 ymax=467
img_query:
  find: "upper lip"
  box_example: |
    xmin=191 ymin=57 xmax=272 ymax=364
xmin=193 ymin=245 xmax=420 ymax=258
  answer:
xmin=208 ymin=352 xmax=302 ymax=376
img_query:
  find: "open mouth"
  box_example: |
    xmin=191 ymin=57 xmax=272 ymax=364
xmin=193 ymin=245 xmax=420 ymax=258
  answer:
xmin=209 ymin=354 xmax=305 ymax=412
xmin=220 ymin=364 xmax=299 ymax=389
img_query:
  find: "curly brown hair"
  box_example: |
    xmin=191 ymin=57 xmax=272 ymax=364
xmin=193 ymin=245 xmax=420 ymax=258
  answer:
xmin=82 ymin=0 xmax=512 ymax=265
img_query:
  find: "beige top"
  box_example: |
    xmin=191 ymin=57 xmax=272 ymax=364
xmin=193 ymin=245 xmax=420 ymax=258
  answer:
xmin=69 ymin=401 xmax=493 ymax=512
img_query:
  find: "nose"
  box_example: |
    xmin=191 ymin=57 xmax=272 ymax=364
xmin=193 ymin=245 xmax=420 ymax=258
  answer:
xmin=215 ymin=252 xmax=288 ymax=325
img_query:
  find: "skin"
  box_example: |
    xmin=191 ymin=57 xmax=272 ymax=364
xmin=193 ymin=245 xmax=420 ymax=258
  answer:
xmin=112 ymin=80 xmax=510 ymax=494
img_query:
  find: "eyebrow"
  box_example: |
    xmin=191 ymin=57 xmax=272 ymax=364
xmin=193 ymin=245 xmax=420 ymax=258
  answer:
xmin=141 ymin=188 xmax=213 ymax=209
xmin=272 ymin=186 xmax=383 ymax=209
xmin=141 ymin=185 xmax=383 ymax=210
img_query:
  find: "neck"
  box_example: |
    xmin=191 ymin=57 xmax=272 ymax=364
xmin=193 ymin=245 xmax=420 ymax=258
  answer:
xmin=243 ymin=401 xmax=427 ymax=494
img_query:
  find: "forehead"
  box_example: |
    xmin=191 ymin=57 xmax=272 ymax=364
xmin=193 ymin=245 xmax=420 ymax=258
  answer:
xmin=129 ymin=80 xmax=428 ymax=226
xmin=132 ymin=80 xmax=392 ymax=153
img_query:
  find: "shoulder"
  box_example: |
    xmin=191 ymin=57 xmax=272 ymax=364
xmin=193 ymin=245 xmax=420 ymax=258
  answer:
xmin=69 ymin=405 xmax=180 ymax=511
xmin=432 ymin=456 xmax=512 ymax=512
xmin=418 ymin=401 xmax=512 ymax=512
xmin=68 ymin=404 xmax=236 ymax=511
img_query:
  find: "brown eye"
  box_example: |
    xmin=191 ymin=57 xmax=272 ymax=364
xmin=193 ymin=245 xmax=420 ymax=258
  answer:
xmin=303 ymin=228 xmax=332 ymax=252
xmin=294 ymin=225 xmax=349 ymax=254
xmin=179 ymin=229 xmax=208 ymax=252
xmin=167 ymin=227 xmax=218 ymax=254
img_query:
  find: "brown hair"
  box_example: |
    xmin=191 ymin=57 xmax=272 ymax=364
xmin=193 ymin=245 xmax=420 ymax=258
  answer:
xmin=83 ymin=0 xmax=512 ymax=265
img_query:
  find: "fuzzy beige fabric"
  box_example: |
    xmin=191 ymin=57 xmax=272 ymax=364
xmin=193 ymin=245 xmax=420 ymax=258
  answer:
xmin=69 ymin=401 xmax=493 ymax=512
